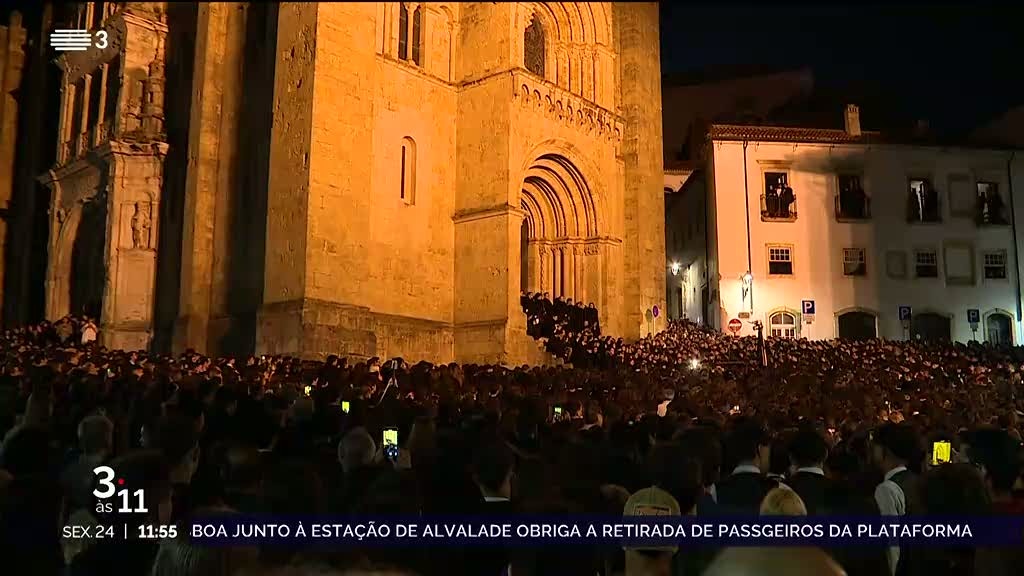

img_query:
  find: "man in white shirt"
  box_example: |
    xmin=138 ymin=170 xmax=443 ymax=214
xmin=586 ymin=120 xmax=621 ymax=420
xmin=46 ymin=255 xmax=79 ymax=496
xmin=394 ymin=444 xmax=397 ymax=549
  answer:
xmin=80 ymin=318 xmax=98 ymax=346
xmin=870 ymin=422 xmax=921 ymax=575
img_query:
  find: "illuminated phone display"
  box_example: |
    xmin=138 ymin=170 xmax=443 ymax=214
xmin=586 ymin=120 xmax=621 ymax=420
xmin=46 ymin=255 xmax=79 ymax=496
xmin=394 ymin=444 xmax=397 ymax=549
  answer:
xmin=383 ymin=428 xmax=398 ymax=447
xmin=553 ymin=406 xmax=563 ymax=415
xmin=932 ymin=441 xmax=951 ymax=466
xmin=303 ymin=385 xmax=312 ymax=396
xmin=341 ymin=400 xmax=351 ymax=413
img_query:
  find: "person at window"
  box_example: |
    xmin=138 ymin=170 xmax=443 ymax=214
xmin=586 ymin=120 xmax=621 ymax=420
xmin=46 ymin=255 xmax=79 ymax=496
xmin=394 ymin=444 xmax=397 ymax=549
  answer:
xmin=922 ymin=182 xmax=939 ymax=221
xmin=765 ymin=183 xmax=780 ymax=217
xmin=778 ymin=183 xmax=795 ymax=218
xmin=978 ymin=187 xmax=1006 ymax=225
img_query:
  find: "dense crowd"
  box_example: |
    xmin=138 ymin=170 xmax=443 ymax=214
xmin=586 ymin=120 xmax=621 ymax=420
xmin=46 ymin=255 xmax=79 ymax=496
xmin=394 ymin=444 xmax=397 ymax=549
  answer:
xmin=0 ymin=306 xmax=1021 ymax=576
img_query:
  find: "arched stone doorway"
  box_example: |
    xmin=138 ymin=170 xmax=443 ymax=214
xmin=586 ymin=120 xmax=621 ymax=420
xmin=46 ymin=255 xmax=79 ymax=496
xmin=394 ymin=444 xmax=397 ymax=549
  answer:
xmin=69 ymin=200 xmax=107 ymax=319
xmin=519 ymin=153 xmax=610 ymax=310
xmin=985 ymin=312 xmax=1013 ymax=345
xmin=912 ymin=312 xmax=951 ymax=342
xmin=837 ymin=310 xmax=877 ymax=340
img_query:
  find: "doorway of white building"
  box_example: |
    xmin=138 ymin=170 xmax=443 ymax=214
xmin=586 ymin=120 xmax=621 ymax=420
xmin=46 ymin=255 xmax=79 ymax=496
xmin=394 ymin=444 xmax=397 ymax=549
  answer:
xmin=837 ymin=310 xmax=877 ymax=340
xmin=911 ymin=312 xmax=952 ymax=342
xmin=985 ymin=312 xmax=1013 ymax=345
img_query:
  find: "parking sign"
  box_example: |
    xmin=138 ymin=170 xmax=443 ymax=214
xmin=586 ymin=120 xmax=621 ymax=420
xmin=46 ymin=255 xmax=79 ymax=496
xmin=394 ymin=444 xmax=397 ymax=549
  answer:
xmin=801 ymin=300 xmax=815 ymax=315
xmin=898 ymin=306 xmax=912 ymax=322
xmin=967 ymin=309 xmax=980 ymax=324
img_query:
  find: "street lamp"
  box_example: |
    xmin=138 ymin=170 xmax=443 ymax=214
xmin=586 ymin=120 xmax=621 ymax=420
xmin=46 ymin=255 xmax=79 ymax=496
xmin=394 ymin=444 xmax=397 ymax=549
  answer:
xmin=741 ymin=271 xmax=753 ymax=304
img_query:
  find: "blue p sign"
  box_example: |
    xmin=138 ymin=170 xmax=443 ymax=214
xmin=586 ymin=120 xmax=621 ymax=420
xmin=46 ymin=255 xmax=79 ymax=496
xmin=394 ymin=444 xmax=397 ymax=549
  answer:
xmin=898 ymin=306 xmax=912 ymax=321
xmin=801 ymin=300 xmax=815 ymax=315
xmin=967 ymin=309 xmax=980 ymax=324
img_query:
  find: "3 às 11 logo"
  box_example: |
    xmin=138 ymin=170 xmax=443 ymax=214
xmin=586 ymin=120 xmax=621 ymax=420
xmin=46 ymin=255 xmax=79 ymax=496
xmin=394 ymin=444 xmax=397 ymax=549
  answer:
xmin=92 ymin=465 xmax=147 ymax=515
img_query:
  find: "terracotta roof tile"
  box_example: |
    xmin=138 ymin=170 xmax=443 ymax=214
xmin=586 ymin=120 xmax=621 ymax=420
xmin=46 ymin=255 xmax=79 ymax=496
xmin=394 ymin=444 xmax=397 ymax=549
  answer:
xmin=708 ymin=124 xmax=883 ymax=144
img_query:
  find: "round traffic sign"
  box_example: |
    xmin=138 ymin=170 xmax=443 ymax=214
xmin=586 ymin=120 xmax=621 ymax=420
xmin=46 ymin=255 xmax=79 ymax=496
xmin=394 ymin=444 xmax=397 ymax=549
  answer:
xmin=728 ymin=318 xmax=742 ymax=333
xmin=652 ymin=305 xmax=660 ymax=318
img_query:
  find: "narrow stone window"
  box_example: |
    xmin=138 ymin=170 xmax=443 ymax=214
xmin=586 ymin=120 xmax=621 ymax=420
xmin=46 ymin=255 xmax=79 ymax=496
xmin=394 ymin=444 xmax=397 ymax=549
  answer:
xmin=400 ymin=137 xmax=416 ymax=205
xmin=524 ymin=16 xmax=545 ymax=77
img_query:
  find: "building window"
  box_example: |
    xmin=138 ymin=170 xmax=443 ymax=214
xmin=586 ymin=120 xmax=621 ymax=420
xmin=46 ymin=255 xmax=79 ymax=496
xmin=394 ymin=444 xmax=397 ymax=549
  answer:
xmin=769 ymin=311 xmax=797 ymax=338
xmin=983 ymin=250 xmax=1007 ymax=279
xmin=948 ymin=175 xmax=973 ymax=218
xmin=398 ymin=3 xmax=423 ymax=65
xmin=767 ymin=245 xmax=793 ymax=276
xmin=914 ymin=249 xmax=938 ymax=278
xmin=836 ymin=174 xmax=869 ymax=220
xmin=907 ymin=178 xmax=940 ymax=222
xmin=976 ymin=182 xmax=1007 ymax=225
xmin=92 ymin=2 xmax=105 ymax=29
xmin=886 ymin=250 xmax=907 ymax=279
xmin=943 ymin=242 xmax=975 ymax=285
xmin=761 ymin=172 xmax=796 ymax=220
xmin=400 ymin=136 xmax=416 ymax=204
xmin=843 ymin=248 xmax=866 ymax=276
xmin=524 ymin=16 xmax=545 ymax=77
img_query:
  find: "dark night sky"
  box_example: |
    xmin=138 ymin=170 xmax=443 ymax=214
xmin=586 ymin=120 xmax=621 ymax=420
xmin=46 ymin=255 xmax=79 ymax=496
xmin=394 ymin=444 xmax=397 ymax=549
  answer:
xmin=660 ymin=3 xmax=1024 ymax=137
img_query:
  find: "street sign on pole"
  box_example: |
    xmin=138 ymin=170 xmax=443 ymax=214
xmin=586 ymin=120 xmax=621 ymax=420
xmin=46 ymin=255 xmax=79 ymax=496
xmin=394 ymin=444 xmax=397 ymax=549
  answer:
xmin=898 ymin=306 xmax=912 ymax=322
xmin=727 ymin=318 xmax=742 ymax=334
xmin=801 ymin=300 xmax=815 ymax=323
xmin=967 ymin=308 xmax=980 ymax=339
xmin=652 ymin=305 xmax=660 ymax=318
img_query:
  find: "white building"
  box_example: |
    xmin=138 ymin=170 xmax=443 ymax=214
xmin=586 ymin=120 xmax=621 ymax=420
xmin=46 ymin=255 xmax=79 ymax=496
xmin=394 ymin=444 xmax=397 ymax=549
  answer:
xmin=669 ymin=105 xmax=1024 ymax=344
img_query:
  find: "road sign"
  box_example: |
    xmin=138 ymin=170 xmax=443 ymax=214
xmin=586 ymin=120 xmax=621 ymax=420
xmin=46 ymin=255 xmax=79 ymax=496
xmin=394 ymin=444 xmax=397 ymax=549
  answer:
xmin=898 ymin=306 xmax=912 ymax=322
xmin=652 ymin=305 xmax=660 ymax=318
xmin=967 ymin=309 xmax=980 ymax=324
xmin=802 ymin=300 xmax=816 ymax=315
xmin=727 ymin=318 xmax=742 ymax=334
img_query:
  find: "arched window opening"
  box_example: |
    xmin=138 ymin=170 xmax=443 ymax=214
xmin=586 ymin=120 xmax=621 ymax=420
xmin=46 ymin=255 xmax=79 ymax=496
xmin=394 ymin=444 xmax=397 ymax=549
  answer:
xmin=769 ymin=311 xmax=797 ymax=338
xmin=837 ymin=311 xmax=877 ymax=340
xmin=985 ymin=313 xmax=1013 ymax=346
xmin=524 ymin=16 xmax=545 ymax=77
xmin=398 ymin=3 xmax=423 ymax=65
xmin=400 ymin=137 xmax=416 ymax=205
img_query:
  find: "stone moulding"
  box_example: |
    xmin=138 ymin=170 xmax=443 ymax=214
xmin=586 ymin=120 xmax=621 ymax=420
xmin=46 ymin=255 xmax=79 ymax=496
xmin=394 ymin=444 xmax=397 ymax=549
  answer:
xmin=511 ymin=70 xmax=623 ymax=146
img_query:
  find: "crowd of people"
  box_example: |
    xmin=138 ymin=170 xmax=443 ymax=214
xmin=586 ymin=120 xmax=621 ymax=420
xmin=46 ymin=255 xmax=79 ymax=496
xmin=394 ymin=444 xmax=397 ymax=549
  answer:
xmin=0 ymin=305 xmax=1021 ymax=576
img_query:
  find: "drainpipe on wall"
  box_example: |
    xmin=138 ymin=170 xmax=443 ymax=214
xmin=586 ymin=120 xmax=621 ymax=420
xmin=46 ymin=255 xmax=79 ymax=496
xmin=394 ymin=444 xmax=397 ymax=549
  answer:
xmin=1007 ymin=151 xmax=1022 ymax=326
xmin=742 ymin=141 xmax=754 ymax=312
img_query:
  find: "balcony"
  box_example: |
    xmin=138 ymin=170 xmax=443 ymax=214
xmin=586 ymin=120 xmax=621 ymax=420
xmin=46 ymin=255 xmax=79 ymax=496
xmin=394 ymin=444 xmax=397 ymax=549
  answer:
xmin=907 ymin=193 xmax=941 ymax=223
xmin=835 ymin=193 xmax=871 ymax=221
xmin=975 ymin=199 xmax=1009 ymax=227
xmin=760 ymin=192 xmax=797 ymax=222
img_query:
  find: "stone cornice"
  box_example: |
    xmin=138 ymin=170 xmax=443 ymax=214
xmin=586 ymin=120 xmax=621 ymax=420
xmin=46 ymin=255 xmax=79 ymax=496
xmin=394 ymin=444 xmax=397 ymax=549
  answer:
xmin=452 ymin=203 xmax=523 ymax=224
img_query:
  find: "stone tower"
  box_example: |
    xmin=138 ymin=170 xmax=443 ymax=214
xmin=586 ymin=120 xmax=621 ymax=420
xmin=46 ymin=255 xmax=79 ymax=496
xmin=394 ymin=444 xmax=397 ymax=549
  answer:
xmin=39 ymin=2 xmax=666 ymax=363
xmin=0 ymin=12 xmax=28 ymax=321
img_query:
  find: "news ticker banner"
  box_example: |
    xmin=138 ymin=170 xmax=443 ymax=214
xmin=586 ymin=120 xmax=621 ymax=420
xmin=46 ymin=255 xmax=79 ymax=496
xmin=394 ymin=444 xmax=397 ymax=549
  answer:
xmin=53 ymin=515 xmax=1024 ymax=548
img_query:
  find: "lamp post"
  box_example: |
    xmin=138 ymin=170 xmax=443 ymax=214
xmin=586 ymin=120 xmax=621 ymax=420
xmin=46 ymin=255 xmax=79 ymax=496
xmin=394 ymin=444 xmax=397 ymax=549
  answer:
xmin=741 ymin=271 xmax=753 ymax=312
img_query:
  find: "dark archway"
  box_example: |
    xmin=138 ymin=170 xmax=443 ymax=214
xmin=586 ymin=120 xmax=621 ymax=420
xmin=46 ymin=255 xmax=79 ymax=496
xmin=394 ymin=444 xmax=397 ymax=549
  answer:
xmin=985 ymin=313 xmax=1012 ymax=346
xmin=520 ymin=218 xmax=530 ymax=292
xmin=837 ymin=311 xmax=877 ymax=340
xmin=69 ymin=201 xmax=106 ymax=320
xmin=911 ymin=312 xmax=951 ymax=342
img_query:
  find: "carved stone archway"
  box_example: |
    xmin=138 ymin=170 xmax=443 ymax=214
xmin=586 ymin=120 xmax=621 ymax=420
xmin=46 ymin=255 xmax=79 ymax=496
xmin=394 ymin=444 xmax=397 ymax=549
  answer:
xmin=519 ymin=152 xmax=615 ymax=318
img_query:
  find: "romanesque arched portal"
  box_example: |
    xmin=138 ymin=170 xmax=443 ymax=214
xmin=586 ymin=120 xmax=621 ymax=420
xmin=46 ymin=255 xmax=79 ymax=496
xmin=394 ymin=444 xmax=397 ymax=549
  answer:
xmin=520 ymin=153 xmax=609 ymax=310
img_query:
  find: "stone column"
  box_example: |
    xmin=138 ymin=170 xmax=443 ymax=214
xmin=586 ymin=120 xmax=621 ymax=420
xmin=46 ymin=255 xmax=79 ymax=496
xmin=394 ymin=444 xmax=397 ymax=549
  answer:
xmin=101 ymin=143 xmax=168 ymax=351
xmin=0 ymin=11 xmax=27 ymax=321
xmin=527 ymin=241 xmax=540 ymax=291
xmin=615 ymin=2 xmax=666 ymax=337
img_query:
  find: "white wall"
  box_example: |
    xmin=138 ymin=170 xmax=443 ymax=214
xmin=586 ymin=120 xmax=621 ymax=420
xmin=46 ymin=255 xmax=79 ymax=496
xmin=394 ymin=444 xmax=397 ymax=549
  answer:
xmin=707 ymin=139 xmax=1024 ymax=343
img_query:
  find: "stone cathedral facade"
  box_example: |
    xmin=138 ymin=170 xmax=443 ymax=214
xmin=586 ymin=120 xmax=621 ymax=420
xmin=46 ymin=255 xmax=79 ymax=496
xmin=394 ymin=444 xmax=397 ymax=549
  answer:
xmin=38 ymin=1 xmax=666 ymax=364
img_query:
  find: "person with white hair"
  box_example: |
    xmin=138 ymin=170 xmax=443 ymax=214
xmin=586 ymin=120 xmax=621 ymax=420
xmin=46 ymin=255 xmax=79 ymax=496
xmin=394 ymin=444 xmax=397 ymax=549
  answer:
xmin=333 ymin=427 xmax=381 ymax=514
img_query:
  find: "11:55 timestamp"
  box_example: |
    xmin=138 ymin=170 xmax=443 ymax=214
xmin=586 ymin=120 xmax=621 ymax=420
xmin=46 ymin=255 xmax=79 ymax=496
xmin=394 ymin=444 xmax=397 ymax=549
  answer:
xmin=137 ymin=525 xmax=178 ymax=539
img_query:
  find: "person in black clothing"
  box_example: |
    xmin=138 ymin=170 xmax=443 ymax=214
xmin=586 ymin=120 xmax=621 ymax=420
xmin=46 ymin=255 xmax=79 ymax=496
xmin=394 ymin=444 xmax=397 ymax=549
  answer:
xmin=585 ymin=302 xmax=600 ymax=334
xmin=779 ymin=184 xmax=795 ymax=218
xmin=467 ymin=435 xmax=515 ymax=576
xmin=709 ymin=418 xmax=778 ymax=515
xmin=786 ymin=427 xmax=837 ymax=514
